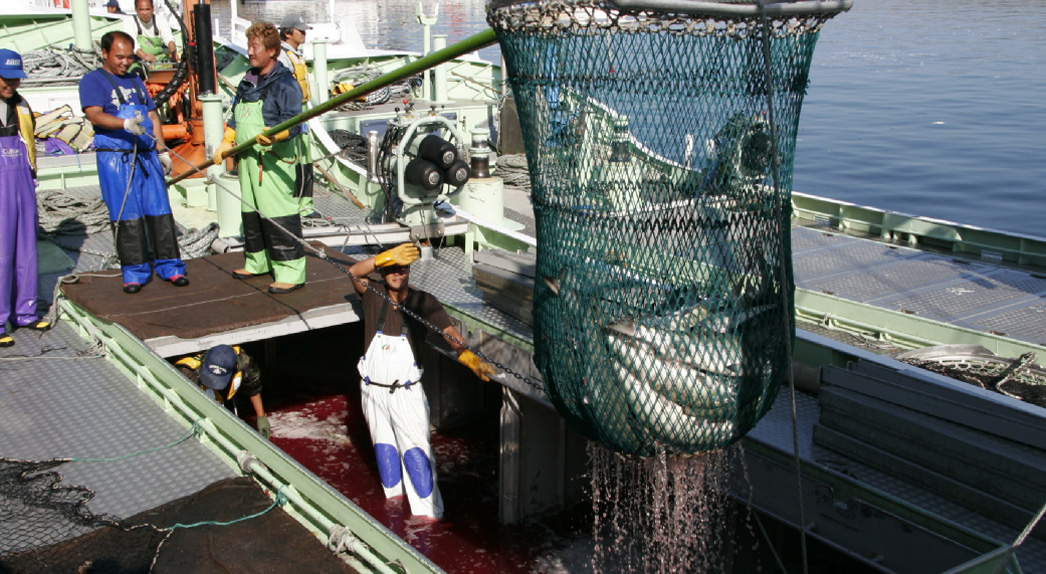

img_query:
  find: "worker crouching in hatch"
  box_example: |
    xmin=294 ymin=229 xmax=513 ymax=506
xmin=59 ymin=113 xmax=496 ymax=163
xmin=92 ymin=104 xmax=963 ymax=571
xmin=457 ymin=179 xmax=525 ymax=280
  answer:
xmin=175 ymin=344 xmax=271 ymax=439
xmin=213 ymin=21 xmax=306 ymax=295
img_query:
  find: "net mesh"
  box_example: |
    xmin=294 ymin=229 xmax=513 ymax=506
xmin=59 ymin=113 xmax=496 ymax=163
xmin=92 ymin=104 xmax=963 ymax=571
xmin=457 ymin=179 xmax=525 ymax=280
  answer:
xmin=0 ymin=458 xmax=169 ymax=573
xmin=488 ymin=0 xmax=846 ymax=455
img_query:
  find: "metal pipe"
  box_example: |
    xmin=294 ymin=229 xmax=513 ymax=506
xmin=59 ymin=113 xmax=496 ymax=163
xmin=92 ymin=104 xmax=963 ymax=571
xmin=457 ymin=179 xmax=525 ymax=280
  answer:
xmin=71 ymin=0 xmax=93 ymax=53
xmin=610 ymin=0 xmax=853 ymax=17
xmin=433 ymin=35 xmax=448 ymax=103
xmin=312 ymin=39 xmax=329 ymax=106
xmin=416 ymin=2 xmax=438 ymax=101
xmin=167 ymin=27 xmax=498 ymax=186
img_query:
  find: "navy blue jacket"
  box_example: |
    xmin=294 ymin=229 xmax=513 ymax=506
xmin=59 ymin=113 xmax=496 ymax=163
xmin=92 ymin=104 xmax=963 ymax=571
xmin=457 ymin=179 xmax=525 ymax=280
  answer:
xmin=228 ymin=61 xmax=304 ymax=137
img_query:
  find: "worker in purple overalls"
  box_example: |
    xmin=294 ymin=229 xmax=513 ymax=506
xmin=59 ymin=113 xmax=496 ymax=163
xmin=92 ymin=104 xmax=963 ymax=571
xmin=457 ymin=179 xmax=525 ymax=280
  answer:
xmin=0 ymin=49 xmax=50 ymax=348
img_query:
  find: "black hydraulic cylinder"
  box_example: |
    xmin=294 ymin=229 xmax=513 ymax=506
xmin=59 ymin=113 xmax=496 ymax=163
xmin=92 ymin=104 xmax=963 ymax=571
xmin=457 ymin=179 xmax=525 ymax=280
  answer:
xmin=193 ymin=0 xmax=216 ymax=95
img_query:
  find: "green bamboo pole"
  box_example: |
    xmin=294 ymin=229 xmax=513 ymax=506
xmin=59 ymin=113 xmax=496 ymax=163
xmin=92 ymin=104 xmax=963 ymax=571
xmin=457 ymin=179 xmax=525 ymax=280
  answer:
xmin=167 ymin=28 xmax=498 ymax=186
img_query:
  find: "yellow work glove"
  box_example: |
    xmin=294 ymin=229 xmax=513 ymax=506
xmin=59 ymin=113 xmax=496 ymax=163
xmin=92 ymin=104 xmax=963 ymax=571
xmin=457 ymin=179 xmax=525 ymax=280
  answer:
xmin=459 ymin=350 xmax=495 ymax=382
xmin=212 ymin=127 xmax=235 ymax=165
xmin=374 ymin=243 xmax=420 ymax=268
xmin=255 ymin=129 xmax=290 ymax=147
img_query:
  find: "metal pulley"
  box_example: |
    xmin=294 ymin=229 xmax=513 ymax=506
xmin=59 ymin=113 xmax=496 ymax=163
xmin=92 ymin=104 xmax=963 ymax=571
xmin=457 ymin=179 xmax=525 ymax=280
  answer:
xmin=376 ymin=105 xmax=472 ymax=226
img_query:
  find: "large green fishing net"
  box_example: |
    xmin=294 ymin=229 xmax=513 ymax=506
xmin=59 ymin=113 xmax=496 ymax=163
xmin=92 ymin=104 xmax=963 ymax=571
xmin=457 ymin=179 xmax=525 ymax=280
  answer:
xmin=488 ymin=0 xmax=850 ymax=455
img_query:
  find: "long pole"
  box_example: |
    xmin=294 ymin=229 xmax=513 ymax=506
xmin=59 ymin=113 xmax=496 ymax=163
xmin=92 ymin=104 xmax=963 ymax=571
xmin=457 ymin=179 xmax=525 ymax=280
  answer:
xmin=167 ymin=28 xmax=498 ymax=186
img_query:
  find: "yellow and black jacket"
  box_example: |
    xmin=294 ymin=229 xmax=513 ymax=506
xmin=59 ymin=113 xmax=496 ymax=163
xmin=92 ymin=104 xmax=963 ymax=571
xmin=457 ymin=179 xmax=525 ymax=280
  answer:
xmin=175 ymin=346 xmax=262 ymax=407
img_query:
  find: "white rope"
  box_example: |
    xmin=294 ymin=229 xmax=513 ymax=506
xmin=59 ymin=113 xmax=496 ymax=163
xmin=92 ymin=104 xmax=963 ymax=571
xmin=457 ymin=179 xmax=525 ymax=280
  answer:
xmin=991 ymin=499 xmax=1046 ymax=574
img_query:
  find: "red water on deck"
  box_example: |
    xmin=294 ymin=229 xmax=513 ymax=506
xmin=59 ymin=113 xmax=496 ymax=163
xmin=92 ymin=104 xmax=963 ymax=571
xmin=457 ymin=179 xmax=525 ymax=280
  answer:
xmin=254 ymin=379 xmax=587 ymax=574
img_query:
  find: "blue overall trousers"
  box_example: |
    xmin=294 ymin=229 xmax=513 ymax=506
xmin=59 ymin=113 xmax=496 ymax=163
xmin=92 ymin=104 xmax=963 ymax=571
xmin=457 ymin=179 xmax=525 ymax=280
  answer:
xmin=94 ymin=71 xmax=185 ymax=285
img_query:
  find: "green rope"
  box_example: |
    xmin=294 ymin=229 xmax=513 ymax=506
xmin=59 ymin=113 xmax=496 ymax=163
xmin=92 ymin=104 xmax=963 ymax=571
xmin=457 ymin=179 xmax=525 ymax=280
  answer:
xmin=164 ymin=487 xmax=288 ymax=531
xmin=68 ymin=419 xmax=204 ymax=463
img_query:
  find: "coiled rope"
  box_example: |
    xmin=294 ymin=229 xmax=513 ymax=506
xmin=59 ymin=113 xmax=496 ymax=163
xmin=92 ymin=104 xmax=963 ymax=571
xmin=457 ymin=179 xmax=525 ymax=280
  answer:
xmin=21 ymin=45 xmax=102 ymax=85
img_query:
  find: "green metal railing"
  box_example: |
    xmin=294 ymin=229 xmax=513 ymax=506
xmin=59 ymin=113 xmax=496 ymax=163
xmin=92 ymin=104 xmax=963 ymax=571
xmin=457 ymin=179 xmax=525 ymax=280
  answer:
xmin=167 ymin=28 xmax=498 ymax=186
xmin=57 ymin=296 xmax=444 ymax=574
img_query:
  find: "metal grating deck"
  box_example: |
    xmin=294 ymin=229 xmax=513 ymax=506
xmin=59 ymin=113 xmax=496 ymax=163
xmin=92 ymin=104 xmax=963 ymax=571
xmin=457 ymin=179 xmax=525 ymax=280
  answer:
xmin=0 ymin=323 xmax=235 ymax=520
xmin=792 ymin=227 xmax=1046 ymax=345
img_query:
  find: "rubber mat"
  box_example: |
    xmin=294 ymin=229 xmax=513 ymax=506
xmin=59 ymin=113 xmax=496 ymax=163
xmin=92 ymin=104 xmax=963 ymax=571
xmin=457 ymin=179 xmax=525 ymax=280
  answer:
xmin=1 ymin=477 xmax=358 ymax=574
xmin=59 ymin=246 xmax=360 ymax=342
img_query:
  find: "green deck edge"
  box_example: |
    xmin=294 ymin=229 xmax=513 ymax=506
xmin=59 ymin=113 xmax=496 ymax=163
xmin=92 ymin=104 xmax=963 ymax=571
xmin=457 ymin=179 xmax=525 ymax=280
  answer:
xmin=56 ymin=295 xmax=444 ymax=574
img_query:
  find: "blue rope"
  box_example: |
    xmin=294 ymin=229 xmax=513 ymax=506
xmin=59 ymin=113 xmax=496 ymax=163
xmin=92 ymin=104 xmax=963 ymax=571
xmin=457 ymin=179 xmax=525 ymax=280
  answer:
xmin=69 ymin=419 xmax=204 ymax=463
xmin=164 ymin=487 xmax=288 ymax=531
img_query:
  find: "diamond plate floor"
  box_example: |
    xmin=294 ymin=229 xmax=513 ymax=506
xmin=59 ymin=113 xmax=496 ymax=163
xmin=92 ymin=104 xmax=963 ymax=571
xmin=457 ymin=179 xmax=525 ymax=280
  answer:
xmin=0 ymin=322 xmax=235 ymax=521
xmin=792 ymin=227 xmax=1046 ymax=345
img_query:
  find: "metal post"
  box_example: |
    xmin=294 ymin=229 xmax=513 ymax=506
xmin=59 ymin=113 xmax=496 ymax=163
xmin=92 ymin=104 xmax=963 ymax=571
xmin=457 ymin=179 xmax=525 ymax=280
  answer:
xmin=71 ymin=0 xmax=93 ymax=53
xmin=312 ymin=39 xmax=329 ymax=106
xmin=200 ymin=94 xmax=240 ymax=237
xmin=433 ymin=35 xmax=448 ymax=104
xmin=415 ymin=2 xmax=438 ymax=101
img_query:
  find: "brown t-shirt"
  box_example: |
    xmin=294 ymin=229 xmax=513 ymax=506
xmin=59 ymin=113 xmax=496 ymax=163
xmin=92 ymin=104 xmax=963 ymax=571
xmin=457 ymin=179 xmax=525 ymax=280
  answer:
xmin=361 ymin=283 xmax=453 ymax=359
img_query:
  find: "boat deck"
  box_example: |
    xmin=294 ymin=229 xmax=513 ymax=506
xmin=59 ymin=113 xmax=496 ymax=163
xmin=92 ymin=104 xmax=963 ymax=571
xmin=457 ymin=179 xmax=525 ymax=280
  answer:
xmin=790 ymin=225 xmax=1046 ymax=346
xmin=7 ymin=178 xmax=1046 ymax=572
xmin=0 ymin=322 xmax=361 ymax=572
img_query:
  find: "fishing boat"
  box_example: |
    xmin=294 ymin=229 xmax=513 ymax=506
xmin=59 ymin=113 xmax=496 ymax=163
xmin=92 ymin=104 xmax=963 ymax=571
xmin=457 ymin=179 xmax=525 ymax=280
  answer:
xmin=2 ymin=0 xmax=1044 ymax=572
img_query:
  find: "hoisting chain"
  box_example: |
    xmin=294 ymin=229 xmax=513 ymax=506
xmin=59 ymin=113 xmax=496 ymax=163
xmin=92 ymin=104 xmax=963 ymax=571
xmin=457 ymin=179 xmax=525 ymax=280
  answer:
xmin=159 ymin=138 xmax=547 ymax=394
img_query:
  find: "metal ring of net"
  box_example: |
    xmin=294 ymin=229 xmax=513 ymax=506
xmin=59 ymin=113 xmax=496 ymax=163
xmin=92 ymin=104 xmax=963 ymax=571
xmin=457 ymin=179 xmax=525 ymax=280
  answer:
xmin=489 ymin=0 xmax=849 ymax=456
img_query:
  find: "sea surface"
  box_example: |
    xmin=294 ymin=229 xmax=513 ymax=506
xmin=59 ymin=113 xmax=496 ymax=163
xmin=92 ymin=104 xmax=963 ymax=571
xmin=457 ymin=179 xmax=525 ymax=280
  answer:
xmin=215 ymin=0 xmax=1046 ymax=237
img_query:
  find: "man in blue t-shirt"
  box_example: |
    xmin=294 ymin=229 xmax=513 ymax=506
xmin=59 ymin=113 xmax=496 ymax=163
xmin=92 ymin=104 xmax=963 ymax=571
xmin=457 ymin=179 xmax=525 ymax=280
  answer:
xmin=79 ymin=31 xmax=187 ymax=294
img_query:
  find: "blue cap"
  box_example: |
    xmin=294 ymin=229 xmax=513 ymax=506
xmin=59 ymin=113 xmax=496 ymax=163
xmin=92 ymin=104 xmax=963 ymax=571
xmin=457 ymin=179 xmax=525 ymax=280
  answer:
xmin=199 ymin=345 xmax=238 ymax=390
xmin=0 ymin=49 xmax=26 ymax=80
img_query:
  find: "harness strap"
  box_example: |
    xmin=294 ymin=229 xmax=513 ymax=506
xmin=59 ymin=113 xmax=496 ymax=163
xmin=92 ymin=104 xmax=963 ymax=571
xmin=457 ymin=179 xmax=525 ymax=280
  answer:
xmin=134 ymin=15 xmax=159 ymax=37
xmin=362 ymin=378 xmax=416 ymax=394
xmin=100 ymin=70 xmax=148 ymax=106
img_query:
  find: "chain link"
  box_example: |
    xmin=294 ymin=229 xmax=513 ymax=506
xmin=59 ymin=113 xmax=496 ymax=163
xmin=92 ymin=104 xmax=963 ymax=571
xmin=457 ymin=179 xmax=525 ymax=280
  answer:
xmin=166 ymin=143 xmax=547 ymax=394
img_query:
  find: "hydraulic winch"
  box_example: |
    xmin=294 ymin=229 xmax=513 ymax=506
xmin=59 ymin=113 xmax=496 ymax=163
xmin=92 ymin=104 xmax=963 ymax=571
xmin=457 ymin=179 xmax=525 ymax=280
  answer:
xmin=371 ymin=104 xmax=471 ymax=228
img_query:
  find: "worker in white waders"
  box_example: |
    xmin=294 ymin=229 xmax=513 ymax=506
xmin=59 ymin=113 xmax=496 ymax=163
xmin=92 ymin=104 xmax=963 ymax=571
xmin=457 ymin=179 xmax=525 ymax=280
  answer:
xmin=349 ymin=243 xmax=496 ymax=520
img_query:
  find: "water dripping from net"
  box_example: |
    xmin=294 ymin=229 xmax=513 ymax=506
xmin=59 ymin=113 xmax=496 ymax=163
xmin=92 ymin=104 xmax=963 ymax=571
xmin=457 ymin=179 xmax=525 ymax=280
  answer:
xmin=588 ymin=443 xmax=749 ymax=574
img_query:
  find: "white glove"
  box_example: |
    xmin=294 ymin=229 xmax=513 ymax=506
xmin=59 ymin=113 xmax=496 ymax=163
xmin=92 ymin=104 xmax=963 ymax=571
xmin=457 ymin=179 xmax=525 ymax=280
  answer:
xmin=158 ymin=152 xmax=173 ymax=175
xmin=123 ymin=116 xmax=147 ymax=136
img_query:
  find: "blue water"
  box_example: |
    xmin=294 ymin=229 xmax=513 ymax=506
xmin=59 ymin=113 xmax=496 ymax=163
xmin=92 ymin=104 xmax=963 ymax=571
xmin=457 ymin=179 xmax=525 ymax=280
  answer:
xmin=225 ymin=0 xmax=1046 ymax=238
xmin=796 ymin=0 xmax=1046 ymax=238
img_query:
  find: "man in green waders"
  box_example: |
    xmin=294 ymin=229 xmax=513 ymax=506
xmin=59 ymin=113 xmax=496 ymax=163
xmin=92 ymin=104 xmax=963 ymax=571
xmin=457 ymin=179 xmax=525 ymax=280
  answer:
xmin=123 ymin=0 xmax=177 ymax=77
xmin=213 ymin=22 xmax=307 ymax=295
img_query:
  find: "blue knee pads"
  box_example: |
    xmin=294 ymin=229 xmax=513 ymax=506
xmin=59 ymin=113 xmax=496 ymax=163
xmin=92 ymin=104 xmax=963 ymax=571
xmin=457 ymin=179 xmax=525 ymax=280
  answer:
xmin=403 ymin=447 xmax=434 ymax=498
xmin=375 ymin=444 xmax=434 ymax=497
xmin=375 ymin=443 xmax=402 ymax=488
